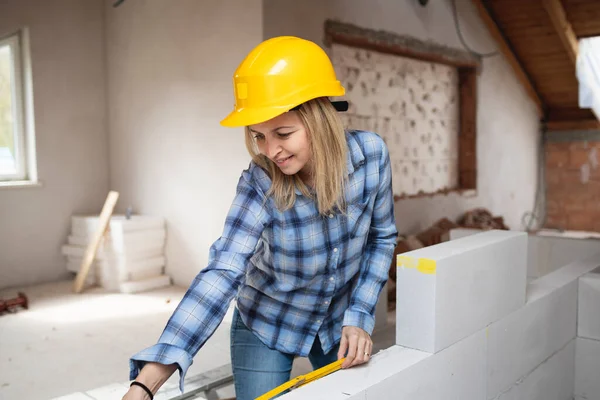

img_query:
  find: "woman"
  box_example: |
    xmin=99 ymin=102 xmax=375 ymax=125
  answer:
xmin=124 ymin=36 xmax=398 ymax=400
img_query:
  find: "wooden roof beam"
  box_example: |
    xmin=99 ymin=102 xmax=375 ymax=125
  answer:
xmin=542 ymin=0 xmax=579 ymax=65
xmin=546 ymin=119 xmax=600 ymax=131
xmin=470 ymin=0 xmax=544 ymax=118
xmin=546 ymin=108 xmax=600 ymax=131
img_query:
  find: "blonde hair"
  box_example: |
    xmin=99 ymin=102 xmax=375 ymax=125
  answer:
xmin=245 ymin=97 xmax=348 ymax=215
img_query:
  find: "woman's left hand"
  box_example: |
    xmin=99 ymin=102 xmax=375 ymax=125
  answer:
xmin=337 ymin=325 xmax=373 ymax=368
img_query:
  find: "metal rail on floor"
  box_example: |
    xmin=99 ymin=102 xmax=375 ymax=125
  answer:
xmin=166 ymin=363 xmax=234 ymax=400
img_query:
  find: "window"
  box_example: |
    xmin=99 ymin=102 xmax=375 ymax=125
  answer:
xmin=0 ymin=29 xmax=36 ymax=184
xmin=325 ymin=20 xmax=480 ymax=199
xmin=332 ymin=43 xmax=460 ymax=196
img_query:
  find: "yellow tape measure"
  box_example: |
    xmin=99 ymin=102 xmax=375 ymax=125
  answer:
xmin=254 ymin=358 xmax=345 ymax=400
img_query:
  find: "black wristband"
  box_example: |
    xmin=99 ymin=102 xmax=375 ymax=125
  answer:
xmin=130 ymin=381 xmax=154 ymax=400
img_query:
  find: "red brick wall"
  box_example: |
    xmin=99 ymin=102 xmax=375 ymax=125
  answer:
xmin=545 ymin=141 xmax=600 ymax=231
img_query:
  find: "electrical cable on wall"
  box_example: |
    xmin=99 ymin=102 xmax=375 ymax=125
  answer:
xmin=113 ymin=0 xmax=126 ymax=8
xmin=521 ymin=124 xmax=548 ymax=232
xmin=450 ymin=0 xmax=499 ymax=58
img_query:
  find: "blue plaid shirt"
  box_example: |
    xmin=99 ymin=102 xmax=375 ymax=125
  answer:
xmin=129 ymin=130 xmax=398 ymax=391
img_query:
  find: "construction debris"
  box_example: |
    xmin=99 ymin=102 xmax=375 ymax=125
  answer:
xmin=0 ymin=292 xmax=28 ymax=315
xmin=458 ymin=208 xmax=509 ymax=230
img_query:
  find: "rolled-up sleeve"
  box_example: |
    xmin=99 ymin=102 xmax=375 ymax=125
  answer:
xmin=129 ymin=169 xmax=271 ymax=392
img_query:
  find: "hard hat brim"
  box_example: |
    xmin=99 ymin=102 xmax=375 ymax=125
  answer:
xmin=220 ymin=104 xmax=294 ymax=128
xmin=221 ymin=100 xmax=349 ymax=128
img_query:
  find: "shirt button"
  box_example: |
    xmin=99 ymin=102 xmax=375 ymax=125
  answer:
xmin=329 ymin=214 xmax=334 ymax=219
xmin=330 ymin=277 xmax=334 ymax=282
xmin=317 ymin=320 xmax=321 ymax=324
xmin=333 ymin=248 xmax=338 ymax=252
xmin=324 ymin=301 xmax=329 ymax=305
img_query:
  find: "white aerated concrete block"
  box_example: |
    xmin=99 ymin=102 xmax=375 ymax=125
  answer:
xmin=118 ymin=275 xmax=171 ymax=294
xmin=50 ymin=393 xmax=94 ymax=400
xmin=486 ymin=279 xmax=577 ymax=398
xmin=71 ymin=215 xmax=164 ymax=236
xmin=535 ymin=252 xmax=600 ymax=289
xmin=396 ymin=230 xmax=527 ymax=353
xmin=365 ymin=330 xmax=486 ymax=400
xmin=280 ymin=346 xmax=431 ymax=400
xmin=528 ymin=235 xmax=600 ymax=279
xmin=495 ymin=340 xmax=575 ymax=400
xmin=281 ymin=329 xmax=486 ymax=400
xmin=578 ymin=268 xmax=600 ymax=341
xmin=448 ymin=227 xmax=483 ymax=240
xmin=84 ymin=383 xmax=130 ymax=400
xmin=575 ymin=337 xmax=600 ymax=400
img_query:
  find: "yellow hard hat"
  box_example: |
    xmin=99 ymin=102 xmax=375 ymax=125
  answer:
xmin=220 ymin=36 xmax=346 ymax=127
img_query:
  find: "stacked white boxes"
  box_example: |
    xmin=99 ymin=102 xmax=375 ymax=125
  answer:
xmin=62 ymin=215 xmax=171 ymax=293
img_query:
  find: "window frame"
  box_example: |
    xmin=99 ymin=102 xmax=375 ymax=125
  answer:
xmin=324 ymin=20 xmax=480 ymax=199
xmin=0 ymin=28 xmax=37 ymax=186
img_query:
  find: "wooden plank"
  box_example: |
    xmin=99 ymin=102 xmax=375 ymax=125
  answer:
xmin=546 ymin=120 xmax=600 ymax=131
xmin=508 ymin=33 xmax=566 ymax=42
xmin=538 ymin=88 xmax=578 ymax=97
xmin=563 ymin=0 xmax=600 ymax=36
xmin=534 ymin=69 xmax=578 ymax=77
xmin=528 ymin=56 xmax=574 ymax=65
xmin=548 ymin=107 xmax=597 ymax=121
xmin=324 ymin=30 xmax=479 ymax=68
xmin=542 ymin=95 xmax=579 ymax=105
xmin=544 ymin=94 xmax=580 ymax=105
xmin=489 ymin=1 xmax=542 ymax=12
xmin=573 ymin=31 xmax=600 ymax=38
xmin=513 ymin=47 xmax=569 ymax=57
xmin=470 ymin=0 xmax=544 ymax=117
xmin=544 ymin=88 xmax=580 ymax=96
xmin=501 ymin=26 xmax=555 ymax=36
xmin=542 ymin=82 xmax=577 ymax=93
xmin=508 ymin=35 xmax=566 ymax=47
xmin=73 ymin=191 xmax=119 ymax=293
xmin=528 ymin=53 xmax=577 ymax=62
xmin=531 ymin=65 xmax=574 ymax=73
xmin=542 ymin=0 xmax=579 ymax=65
xmin=458 ymin=68 xmax=477 ymax=190
xmin=499 ymin=14 xmax=550 ymax=24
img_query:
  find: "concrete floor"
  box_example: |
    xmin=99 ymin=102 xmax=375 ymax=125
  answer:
xmin=0 ymin=280 xmax=396 ymax=400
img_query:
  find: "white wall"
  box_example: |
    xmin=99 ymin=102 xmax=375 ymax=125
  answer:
xmin=0 ymin=0 xmax=109 ymax=289
xmin=263 ymin=0 xmax=541 ymax=234
xmin=1 ymin=0 xmax=540 ymax=290
xmin=105 ymin=0 xmax=262 ymax=285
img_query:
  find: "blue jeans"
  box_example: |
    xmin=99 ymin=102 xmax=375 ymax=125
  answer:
xmin=230 ymin=308 xmax=340 ymax=400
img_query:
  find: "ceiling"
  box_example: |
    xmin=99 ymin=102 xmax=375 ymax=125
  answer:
xmin=474 ymin=0 xmax=600 ymax=130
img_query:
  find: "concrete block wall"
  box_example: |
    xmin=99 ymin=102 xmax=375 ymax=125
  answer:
xmin=486 ymin=279 xmax=577 ymax=398
xmin=281 ymin=230 xmax=600 ymax=400
xmin=529 ymin=233 xmax=600 ymax=278
xmin=575 ymin=267 xmax=600 ymax=400
xmin=449 ymin=227 xmax=600 ymax=279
